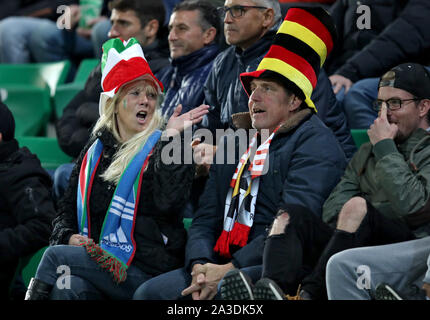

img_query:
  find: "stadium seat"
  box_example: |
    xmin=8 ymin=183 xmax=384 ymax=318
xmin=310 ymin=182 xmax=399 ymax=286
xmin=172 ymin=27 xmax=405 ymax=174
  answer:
xmin=183 ymin=218 xmax=192 ymax=231
xmin=52 ymin=59 xmax=99 ymax=119
xmin=0 ymin=60 xmax=71 ymax=96
xmin=351 ymin=129 xmax=370 ymax=148
xmin=2 ymin=85 xmax=51 ymax=136
xmin=73 ymin=58 xmax=99 ymax=85
xmin=16 ymin=136 xmax=73 ymax=170
xmin=53 ymin=83 xmax=83 ymax=119
xmin=18 ymin=246 xmax=48 ymax=288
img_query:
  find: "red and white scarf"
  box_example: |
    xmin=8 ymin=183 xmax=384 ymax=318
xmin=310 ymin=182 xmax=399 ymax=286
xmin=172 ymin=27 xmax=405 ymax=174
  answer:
xmin=214 ymin=127 xmax=279 ymax=258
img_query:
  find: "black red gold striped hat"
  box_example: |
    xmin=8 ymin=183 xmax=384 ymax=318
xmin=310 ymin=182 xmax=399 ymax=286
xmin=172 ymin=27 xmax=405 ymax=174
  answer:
xmin=240 ymin=7 xmax=337 ymax=112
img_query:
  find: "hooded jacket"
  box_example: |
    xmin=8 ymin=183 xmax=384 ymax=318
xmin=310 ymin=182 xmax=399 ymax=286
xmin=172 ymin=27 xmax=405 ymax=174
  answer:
xmin=323 ymin=128 xmax=430 ymax=237
xmin=186 ymin=109 xmax=347 ymax=270
xmin=200 ymin=23 xmax=357 ymax=160
xmin=0 ymin=139 xmax=56 ymax=293
xmin=157 ymin=43 xmax=220 ymax=119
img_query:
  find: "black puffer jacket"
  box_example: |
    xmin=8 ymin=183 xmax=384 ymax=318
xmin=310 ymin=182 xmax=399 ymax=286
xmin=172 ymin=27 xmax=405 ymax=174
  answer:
xmin=50 ymin=128 xmax=193 ymax=276
xmin=0 ymin=139 xmax=56 ymax=263
xmin=329 ymin=0 xmax=430 ymax=81
xmin=55 ymin=39 xmax=170 ymax=158
xmin=201 ymin=23 xmax=357 ymax=160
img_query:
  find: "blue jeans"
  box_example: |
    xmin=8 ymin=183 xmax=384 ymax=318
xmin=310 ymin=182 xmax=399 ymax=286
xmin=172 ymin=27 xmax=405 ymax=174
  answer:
xmin=35 ymin=245 xmax=153 ymax=300
xmin=29 ymin=19 xmax=94 ymax=62
xmin=53 ymin=162 xmax=74 ymax=203
xmin=341 ymin=78 xmax=379 ymax=129
xmin=326 ymin=236 xmax=430 ymax=300
xmin=133 ymin=265 xmax=262 ymax=300
xmin=0 ymin=17 xmax=43 ymax=63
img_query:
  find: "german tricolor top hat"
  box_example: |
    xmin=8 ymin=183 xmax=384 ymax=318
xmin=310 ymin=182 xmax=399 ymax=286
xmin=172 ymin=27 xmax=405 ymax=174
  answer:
xmin=240 ymin=7 xmax=337 ymax=113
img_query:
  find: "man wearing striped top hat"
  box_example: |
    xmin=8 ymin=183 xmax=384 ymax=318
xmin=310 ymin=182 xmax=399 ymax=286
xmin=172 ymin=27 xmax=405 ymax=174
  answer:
xmin=133 ymin=6 xmax=347 ymax=301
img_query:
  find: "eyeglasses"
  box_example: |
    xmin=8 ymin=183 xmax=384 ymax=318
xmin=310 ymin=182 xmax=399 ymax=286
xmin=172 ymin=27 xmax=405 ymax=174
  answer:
xmin=372 ymin=98 xmax=421 ymax=111
xmin=217 ymin=5 xmax=267 ymax=19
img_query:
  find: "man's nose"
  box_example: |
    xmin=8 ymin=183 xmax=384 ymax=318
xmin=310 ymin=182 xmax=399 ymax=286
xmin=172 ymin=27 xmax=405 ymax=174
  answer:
xmin=108 ymin=26 xmax=120 ymax=39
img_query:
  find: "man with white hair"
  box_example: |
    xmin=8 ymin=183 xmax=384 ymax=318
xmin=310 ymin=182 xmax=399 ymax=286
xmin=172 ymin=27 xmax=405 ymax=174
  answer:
xmin=193 ymin=0 xmax=356 ymax=173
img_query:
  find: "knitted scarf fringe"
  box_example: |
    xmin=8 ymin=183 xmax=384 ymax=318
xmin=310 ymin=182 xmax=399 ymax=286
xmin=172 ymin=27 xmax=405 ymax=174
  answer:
xmin=229 ymin=222 xmax=250 ymax=247
xmin=213 ymin=230 xmax=231 ymax=258
xmin=80 ymin=239 xmax=127 ymax=284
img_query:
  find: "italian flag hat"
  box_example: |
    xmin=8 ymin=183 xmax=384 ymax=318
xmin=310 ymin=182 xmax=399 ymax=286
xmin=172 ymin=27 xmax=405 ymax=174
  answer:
xmin=98 ymin=37 xmax=164 ymax=115
xmin=240 ymin=7 xmax=337 ymax=113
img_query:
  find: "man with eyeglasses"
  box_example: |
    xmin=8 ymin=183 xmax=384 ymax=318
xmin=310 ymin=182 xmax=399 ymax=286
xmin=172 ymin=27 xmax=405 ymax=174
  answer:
xmin=281 ymin=62 xmax=430 ymax=300
xmin=192 ymin=0 xmax=356 ymax=175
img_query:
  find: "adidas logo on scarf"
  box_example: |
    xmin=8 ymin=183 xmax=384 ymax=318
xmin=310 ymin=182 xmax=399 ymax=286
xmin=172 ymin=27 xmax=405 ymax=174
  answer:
xmin=214 ymin=127 xmax=279 ymax=258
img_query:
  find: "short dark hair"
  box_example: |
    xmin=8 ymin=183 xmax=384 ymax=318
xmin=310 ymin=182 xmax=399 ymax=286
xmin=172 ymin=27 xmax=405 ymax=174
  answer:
xmin=108 ymin=0 xmax=166 ymax=37
xmin=172 ymin=0 xmax=221 ymax=43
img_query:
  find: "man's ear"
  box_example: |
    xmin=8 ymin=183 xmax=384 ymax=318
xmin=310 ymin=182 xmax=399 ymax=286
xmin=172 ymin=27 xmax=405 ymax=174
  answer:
xmin=144 ymin=19 xmax=159 ymax=39
xmin=203 ymin=26 xmax=217 ymax=45
xmin=0 ymin=133 xmax=3 ymax=143
xmin=262 ymin=8 xmax=275 ymax=28
xmin=419 ymin=99 xmax=430 ymax=119
xmin=288 ymin=95 xmax=303 ymax=112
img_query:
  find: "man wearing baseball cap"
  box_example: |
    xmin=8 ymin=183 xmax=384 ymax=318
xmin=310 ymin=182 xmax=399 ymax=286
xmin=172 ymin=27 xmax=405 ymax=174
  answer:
xmin=217 ymin=62 xmax=430 ymax=301
xmin=299 ymin=62 xmax=430 ymax=300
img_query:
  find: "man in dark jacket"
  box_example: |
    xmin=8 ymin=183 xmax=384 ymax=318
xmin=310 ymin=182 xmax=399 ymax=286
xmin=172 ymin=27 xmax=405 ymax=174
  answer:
xmin=132 ymin=7 xmax=347 ymax=300
xmin=157 ymin=0 xmax=220 ymax=119
xmin=329 ymin=0 xmax=430 ymax=129
xmin=0 ymin=102 xmax=56 ymax=299
xmin=194 ymin=0 xmax=356 ymax=165
xmin=238 ymin=63 xmax=430 ymax=301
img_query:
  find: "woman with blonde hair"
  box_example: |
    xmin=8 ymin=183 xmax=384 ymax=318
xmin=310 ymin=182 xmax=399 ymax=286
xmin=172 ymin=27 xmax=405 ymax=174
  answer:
xmin=24 ymin=37 xmax=209 ymax=300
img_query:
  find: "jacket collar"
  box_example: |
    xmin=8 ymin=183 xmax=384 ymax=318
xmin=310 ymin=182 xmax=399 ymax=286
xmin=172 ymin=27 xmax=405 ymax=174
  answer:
xmin=397 ymin=128 xmax=430 ymax=156
xmin=170 ymin=42 xmax=219 ymax=76
xmin=234 ymin=20 xmax=281 ymax=63
xmin=231 ymin=108 xmax=312 ymax=136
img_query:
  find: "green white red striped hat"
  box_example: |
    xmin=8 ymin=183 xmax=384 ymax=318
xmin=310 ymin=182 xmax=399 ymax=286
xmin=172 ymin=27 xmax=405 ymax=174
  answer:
xmin=99 ymin=37 xmax=164 ymax=115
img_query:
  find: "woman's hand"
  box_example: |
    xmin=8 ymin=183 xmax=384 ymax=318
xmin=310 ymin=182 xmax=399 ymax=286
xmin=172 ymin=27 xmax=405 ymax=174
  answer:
xmin=68 ymin=234 xmax=89 ymax=246
xmin=165 ymin=104 xmax=209 ymax=137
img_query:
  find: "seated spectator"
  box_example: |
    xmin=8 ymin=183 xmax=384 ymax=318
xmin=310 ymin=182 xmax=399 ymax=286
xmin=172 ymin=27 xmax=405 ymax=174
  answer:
xmin=53 ymin=0 xmax=170 ymax=201
xmin=157 ymin=0 xmax=220 ymax=119
xmin=0 ymin=102 xmax=56 ymax=300
xmin=195 ymin=0 xmax=356 ymax=175
xmin=24 ymin=38 xmax=209 ymax=300
xmin=326 ymin=236 xmax=430 ymax=300
xmin=0 ymin=0 xmax=111 ymax=64
xmin=132 ymin=7 xmax=347 ymax=300
xmin=151 ymin=0 xmax=221 ymax=218
xmin=327 ymin=0 xmax=430 ymax=129
xmin=222 ymin=63 xmax=430 ymax=300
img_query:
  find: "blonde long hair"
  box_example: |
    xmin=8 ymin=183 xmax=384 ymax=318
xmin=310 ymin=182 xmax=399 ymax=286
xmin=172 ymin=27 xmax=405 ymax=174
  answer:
xmin=92 ymin=81 xmax=166 ymax=185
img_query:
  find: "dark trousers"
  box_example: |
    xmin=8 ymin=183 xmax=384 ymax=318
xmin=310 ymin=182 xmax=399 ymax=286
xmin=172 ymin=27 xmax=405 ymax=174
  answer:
xmin=301 ymin=202 xmax=416 ymax=299
xmin=261 ymin=204 xmax=333 ymax=295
